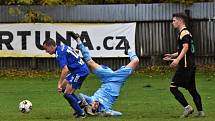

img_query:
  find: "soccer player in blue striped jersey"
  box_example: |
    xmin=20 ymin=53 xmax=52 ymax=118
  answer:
xmin=43 ymin=38 xmax=89 ymax=118
xmin=70 ymin=32 xmax=139 ymax=116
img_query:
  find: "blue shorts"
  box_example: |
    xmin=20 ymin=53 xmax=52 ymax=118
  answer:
xmin=66 ymin=73 xmax=88 ymax=89
xmin=93 ymin=65 xmax=133 ymax=83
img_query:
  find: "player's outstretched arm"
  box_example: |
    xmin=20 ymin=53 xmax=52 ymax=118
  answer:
xmin=126 ymin=52 xmax=139 ymax=70
xmin=124 ymin=39 xmax=139 ymax=69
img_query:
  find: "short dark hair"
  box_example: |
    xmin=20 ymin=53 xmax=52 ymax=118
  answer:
xmin=173 ymin=12 xmax=189 ymax=25
xmin=43 ymin=38 xmax=56 ymax=46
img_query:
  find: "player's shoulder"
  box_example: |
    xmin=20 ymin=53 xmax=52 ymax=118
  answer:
xmin=180 ymin=30 xmax=191 ymax=39
xmin=56 ymin=44 xmax=67 ymax=56
xmin=58 ymin=44 xmax=68 ymax=52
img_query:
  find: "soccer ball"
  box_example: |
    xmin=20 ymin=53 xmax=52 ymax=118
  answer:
xmin=18 ymin=100 xmax=32 ymax=113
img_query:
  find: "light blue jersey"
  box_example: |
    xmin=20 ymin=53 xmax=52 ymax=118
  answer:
xmin=77 ymin=41 xmax=138 ymax=115
xmin=81 ymin=65 xmax=133 ymax=114
xmin=93 ymin=65 xmax=133 ymax=96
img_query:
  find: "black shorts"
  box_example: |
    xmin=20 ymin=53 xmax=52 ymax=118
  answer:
xmin=171 ymin=66 xmax=196 ymax=89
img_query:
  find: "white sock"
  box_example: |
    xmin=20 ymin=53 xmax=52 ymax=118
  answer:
xmin=76 ymin=38 xmax=82 ymax=45
xmin=185 ymin=105 xmax=191 ymax=109
xmin=128 ymin=49 xmax=132 ymax=53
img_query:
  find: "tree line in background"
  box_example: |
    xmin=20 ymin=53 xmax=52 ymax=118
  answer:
xmin=0 ymin=0 xmax=213 ymax=5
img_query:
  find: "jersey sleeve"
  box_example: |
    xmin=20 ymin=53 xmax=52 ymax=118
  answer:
xmin=56 ymin=51 xmax=68 ymax=69
xmin=181 ymin=35 xmax=191 ymax=44
xmin=180 ymin=30 xmax=191 ymax=44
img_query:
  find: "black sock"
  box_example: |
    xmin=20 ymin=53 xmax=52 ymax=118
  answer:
xmin=170 ymin=87 xmax=189 ymax=107
xmin=188 ymin=88 xmax=203 ymax=111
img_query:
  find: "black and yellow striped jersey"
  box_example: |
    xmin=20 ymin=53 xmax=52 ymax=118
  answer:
xmin=177 ymin=27 xmax=195 ymax=68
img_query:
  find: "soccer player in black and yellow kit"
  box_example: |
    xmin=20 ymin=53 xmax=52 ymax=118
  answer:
xmin=163 ymin=13 xmax=205 ymax=118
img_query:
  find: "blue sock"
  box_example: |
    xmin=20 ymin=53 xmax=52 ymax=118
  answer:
xmin=78 ymin=43 xmax=92 ymax=62
xmin=72 ymin=93 xmax=81 ymax=104
xmin=128 ymin=51 xmax=138 ymax=61
xmin=64 ymin=93 xmax=84 ymax=115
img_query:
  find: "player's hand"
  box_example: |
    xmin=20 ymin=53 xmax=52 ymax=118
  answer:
xmin=163 ymin=56 xmax=172 ymax=61
xmin=163 ymin=54 xmax=173 ymax=61
xmin=58 ymin=87 xmax=62 ymax=93
xmin=57 ymin=84 xmax=62 ymax=93
xmin=170 ymin=59 xmax=179 ymax=68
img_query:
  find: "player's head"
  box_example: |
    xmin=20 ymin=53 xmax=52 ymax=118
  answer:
xmin=91 ymin=101 xmax=100 ymax=112
xmin=43 ymin=38 xmax=56 ymax=55
xmin=172 ymin=13 xmax=188 ymax=29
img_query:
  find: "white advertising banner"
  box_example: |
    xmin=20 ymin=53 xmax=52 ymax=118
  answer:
xmin=0 ymin=23 xmax=136 ymax=57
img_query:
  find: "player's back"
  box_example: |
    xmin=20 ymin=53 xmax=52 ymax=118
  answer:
xmin=55 ymin=44 xmax=89 ymax=76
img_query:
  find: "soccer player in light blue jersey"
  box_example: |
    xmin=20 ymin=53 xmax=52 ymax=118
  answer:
xmin=70 ymin=32 xmax=139 ymax=116
xmin=43 ymin=38 xmax=89 ymax=118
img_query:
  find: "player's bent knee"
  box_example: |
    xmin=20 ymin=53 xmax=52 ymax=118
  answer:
xmin=87 ymin=60 xmax=96 ymax=65
xmin=169 ymin=86 xmax=177 ymax=93
xmin=64 ymin=90 xmax=75 ymax=94
xmin=87 ymin=60 xmax=100 ymax=70
xmin=61 ymin=80 xmax=68 ymax=88
xmin=170 ymin=85 xmax=176 ymax=88
xmin=170 ymin=85 xmax=177 ymax=90
xmin=65 ymin=84 xmax=76 ymax=94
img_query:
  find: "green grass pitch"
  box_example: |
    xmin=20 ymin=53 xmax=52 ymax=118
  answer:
xmin=0 ymin=71 xmax=214 ymax=121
